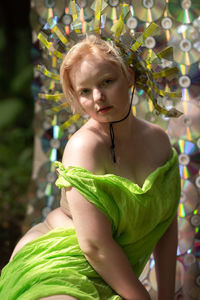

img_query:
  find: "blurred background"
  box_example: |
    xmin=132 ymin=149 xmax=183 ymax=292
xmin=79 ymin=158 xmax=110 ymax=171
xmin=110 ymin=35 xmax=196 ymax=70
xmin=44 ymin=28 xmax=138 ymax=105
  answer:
xmin=0 ymin=1 xmax=200 ymax=299
xmin=0 ymin=1 xmax=33 ymax=270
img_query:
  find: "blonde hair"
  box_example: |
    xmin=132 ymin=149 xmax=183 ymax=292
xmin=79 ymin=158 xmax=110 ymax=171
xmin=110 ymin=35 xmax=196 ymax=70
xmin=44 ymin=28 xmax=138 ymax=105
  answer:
xmin=60 ymin=35 xmax=130 ymax=114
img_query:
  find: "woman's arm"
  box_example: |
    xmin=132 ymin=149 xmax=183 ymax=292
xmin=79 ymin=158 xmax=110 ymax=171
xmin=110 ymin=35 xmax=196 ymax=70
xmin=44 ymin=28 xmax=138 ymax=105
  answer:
xmin=67 ymin=187 xmax=151 ymax=300
xmin=62 ymin=136 xmax=151 ymax=299
xmin=153 ymin=215 xmax=178 ymax=300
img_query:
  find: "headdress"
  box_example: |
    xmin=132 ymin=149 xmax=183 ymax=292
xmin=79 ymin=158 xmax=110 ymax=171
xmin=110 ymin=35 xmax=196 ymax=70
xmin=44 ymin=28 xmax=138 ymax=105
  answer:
xmin=36 ymin=1 xmax=183 ymax=161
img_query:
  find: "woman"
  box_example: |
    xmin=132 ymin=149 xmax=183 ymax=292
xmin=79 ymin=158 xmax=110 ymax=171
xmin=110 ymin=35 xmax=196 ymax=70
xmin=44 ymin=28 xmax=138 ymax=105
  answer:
xmin=0 ymin=35 xmax=181 ymax=300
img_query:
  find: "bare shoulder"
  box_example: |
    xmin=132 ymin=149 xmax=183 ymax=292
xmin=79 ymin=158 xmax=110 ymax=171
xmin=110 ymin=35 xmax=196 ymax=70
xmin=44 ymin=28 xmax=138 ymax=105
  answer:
xmin=62 ymin=121 xmax=105 ymax=174
xmin=139 ymin=119 xmax=173 ymax=164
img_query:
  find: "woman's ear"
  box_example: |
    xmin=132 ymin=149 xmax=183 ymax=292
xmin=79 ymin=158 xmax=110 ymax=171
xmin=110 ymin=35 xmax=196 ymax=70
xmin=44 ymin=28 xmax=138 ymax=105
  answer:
xmin=128 ymin=68 xmax=135 ymax=88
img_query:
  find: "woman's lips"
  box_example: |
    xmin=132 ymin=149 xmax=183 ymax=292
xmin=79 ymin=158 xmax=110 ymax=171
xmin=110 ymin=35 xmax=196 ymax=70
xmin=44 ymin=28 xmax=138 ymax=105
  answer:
xmin=98 ymin=106 xmax=113 ymax=114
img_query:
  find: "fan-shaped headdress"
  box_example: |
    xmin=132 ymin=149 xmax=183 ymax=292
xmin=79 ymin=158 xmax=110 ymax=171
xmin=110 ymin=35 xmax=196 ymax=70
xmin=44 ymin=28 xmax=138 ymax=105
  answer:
xmin=36 ymin=1 xmax=182 ymax=161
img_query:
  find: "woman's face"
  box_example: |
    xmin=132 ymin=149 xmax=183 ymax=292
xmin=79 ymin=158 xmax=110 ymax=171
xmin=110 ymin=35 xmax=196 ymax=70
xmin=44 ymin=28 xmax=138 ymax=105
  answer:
xmin=69 ymin=54 xmax=134 ymax=123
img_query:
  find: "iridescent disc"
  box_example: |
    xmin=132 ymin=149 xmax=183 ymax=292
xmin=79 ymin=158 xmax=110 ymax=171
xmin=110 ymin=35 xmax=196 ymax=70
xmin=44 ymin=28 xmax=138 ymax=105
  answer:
xmin=35 ymin=161 xmax=57 ymax=186
xmin=29 ymin=8 xmax=46 ymax=32
xmin=168 ymin=102 xmax=200 ymax=142
xmin=41 ymin=126 xmax=66 ymax=161
xmin=168 ymin=0 xmax=200 ymax=24
xmin=168 ymin=24 xmax=200 ymax=65
xmin=178 ymin=217 xmax=195 ymax=254
xmin=134 ymin=94 xmax=169 ymax=131
xmin=132 ymin=0 xmax=166 ymax=22
xmin=194 ymin=233 xmax=200 ymax=258
xmin=179 ymin=63 xmax=200 ymax=104
xmin=149 ymin=260 xmax=184 ymax=292
xmin=174 ymin=140 xmax=199 ymax=179
xmin=36 ymin=181 xmax=60 ymax=199
xmin=34 ymin=0 xmax=66 ymax=18
xmin=178 ymin=179 xmax=199 ymax=217
xmin=183 ymin=262 xmax=200 ymax=298
xmin=139 ymin=260 xmax=150 ymax=282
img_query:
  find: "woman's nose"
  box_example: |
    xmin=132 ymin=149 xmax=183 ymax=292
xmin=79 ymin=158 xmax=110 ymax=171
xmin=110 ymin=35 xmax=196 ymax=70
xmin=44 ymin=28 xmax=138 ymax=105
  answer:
xmin=93 ymin=88 xmax=104 ymax=102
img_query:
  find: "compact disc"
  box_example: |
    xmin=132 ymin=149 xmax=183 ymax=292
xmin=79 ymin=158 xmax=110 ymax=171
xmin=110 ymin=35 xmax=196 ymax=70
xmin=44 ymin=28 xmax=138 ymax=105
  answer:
xmin=190 ymin=214 xmax=200 ymax=227
xmin=195 ymin=175 xmax=200 ymax=189
xmin=168 ymin=0 xmax=200 ymax=24
xmin=29 ymin=8 xmax=47 ymax=32
xmin=168 ymin=24 xmax=200 ymax=65
xmin=161 ymin=17 xmax=173 ymax=30
xmin=76 ymin=0 xmax=88 ymax=8
xmin=174 ymin=139 xmax=200 ymax=180
xmin=178 ymin=217 xmax=195 ymax=254
xmin=183 ymin=262 xmax=200 ymax=299
xmin=35 ymin=161 xmax=57 ymax=187
xmin=132 ymin=0 xmax=166 ymax=22
xmin=41 ymin=126 xmax=66 ymax=161
xmin=179 ymin=63 xmax=200 ymax=103
xmin=108 ymin=0 xmax=120 ymax=7
xmin=183 ymin=252 xmax=196 ymax=266
xmin=134 ymin=96 xmax=169 ymax=131
xmin=149 ymin=260 xmax=184 ymax=292
xmin=34 ymin=0 xmax=66 ymax=19
xmin=178 ymin=179 xmax=199 ymax=217
xmin=194 ymin=232 xmax=200 ymax=257
xmin=36 ymin=181 xmax=60 ymax=199
xmin=139 ymin=260 xmax=150 ymax=282
xmin=168 ymin=102 xmax=200 ymax=142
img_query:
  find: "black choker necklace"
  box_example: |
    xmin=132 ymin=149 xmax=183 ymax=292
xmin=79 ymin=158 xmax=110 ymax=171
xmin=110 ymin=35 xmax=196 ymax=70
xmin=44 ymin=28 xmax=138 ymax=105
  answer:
xmin=109 ymin=87 xmax=135 ymax=163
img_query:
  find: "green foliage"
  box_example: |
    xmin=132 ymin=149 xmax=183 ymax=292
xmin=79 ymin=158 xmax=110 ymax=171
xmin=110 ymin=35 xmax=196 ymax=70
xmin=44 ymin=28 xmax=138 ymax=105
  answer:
xmin=0 ymin=25 xmax=33 ymax=226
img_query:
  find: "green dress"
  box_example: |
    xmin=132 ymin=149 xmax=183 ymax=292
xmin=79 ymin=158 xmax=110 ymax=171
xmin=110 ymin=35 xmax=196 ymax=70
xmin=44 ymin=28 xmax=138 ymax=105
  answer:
xmin=0 ymin=148 xmax=180 ymax=300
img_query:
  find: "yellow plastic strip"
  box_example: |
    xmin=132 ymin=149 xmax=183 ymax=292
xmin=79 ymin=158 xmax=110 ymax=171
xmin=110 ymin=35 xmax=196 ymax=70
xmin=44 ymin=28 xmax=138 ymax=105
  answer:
xmin=70 ymin=0 xmax=78 ymax=20
xmin=37 ymin=65 xmax=60 ymax=80
xmin=38 ymin=93 xmax=64 ymax=102
xmin=152 ymin=66 xmax=179 ymax=79
xmin=94 ymin=0 xmax=102 ymax=32
xmin=38 ymin=32 xmax=64 ymax=59
xmin=48 ymin=19 xmax=68 ymax=45
xmin=138 ymin=84 xmax=183 ymax=117
xmin=147 ymin=79 xmax=182 ymax=98
xmin=47 ymin=102 xmax=69 ymax=113
xmin=157 ymin=46 xmax=173 ymax=59
xmin=113 ymin=3 xmax=128 ymax=40
xmin=131 ymin=23 xmax=158 ymax=52
xmin=60 ymin=114 xmax=81 ymax=130
xmin=38 ymin=32 xmax=51 ymax=48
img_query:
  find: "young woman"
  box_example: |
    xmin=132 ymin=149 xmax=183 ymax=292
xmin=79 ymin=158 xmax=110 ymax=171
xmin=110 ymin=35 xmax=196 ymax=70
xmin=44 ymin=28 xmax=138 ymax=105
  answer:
xmin=0 ymin=35 xmax=181 ymax=300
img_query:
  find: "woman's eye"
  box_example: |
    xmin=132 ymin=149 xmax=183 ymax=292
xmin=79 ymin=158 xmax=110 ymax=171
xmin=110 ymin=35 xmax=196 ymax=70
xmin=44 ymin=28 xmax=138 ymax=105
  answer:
xmin=80 ymin=89 xmax=90 ymax=95
xmin=101 ymin=79 xmax=112 ymax=87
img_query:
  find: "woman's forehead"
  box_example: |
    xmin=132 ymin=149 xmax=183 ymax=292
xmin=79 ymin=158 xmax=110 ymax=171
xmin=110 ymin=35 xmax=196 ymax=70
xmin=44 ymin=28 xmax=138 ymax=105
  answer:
xmin=70 ymin=54 xmax=121 ymax=86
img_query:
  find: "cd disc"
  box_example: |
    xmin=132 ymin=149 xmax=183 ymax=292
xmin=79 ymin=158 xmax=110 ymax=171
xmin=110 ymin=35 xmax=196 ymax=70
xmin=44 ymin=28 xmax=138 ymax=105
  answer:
xmin=168 ymin=24 xmax=200 ymax=65
xmin=35 ymin=161 xmax=57 ymax=186
xmin=168 ymin=0 xmax=200 ymax=24
xmin=178 ymin=179 xmax=199 ymax=217
xmin=34 ymin=0 xmax=66 ymax=19
xmin=183 ymin=262 xmax=200 ymax=299
xmin=29 ymin=8 xmax=46 ymax=32
xmin=149 ymin=260 xmax=184 ymax=292
xmin=134 ymin=92 xmax=169 ymax=131
xmin=178 ymin=217 xmax=195 ymax=254
xmin=174 ymin=139 xmax=200 ymax=180
xmin=41 ymin=126 xmax=66 ymax=161
xmin=139 ymin=260 xmax=150 ymax=282
xmin=168 ymin=102 xmax=200 ymax=142
xmin=132 ymin=0 xmax=166 ymax=22
xmin=179 ymin=63 xmax=200 ymax=104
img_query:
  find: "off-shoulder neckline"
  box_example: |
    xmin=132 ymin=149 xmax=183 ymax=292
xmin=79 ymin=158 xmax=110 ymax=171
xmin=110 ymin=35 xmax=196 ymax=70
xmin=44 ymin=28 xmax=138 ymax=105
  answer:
xmin=55 ymin=148 xmax=177 ymax=190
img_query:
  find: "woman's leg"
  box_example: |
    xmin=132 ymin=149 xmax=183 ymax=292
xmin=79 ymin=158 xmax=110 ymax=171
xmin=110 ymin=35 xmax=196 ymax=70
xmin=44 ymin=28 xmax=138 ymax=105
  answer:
xmin=39 ymin=296 xmax=78 ymax=300
xmin=9 ymin=222 xmax=50 ymax=261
